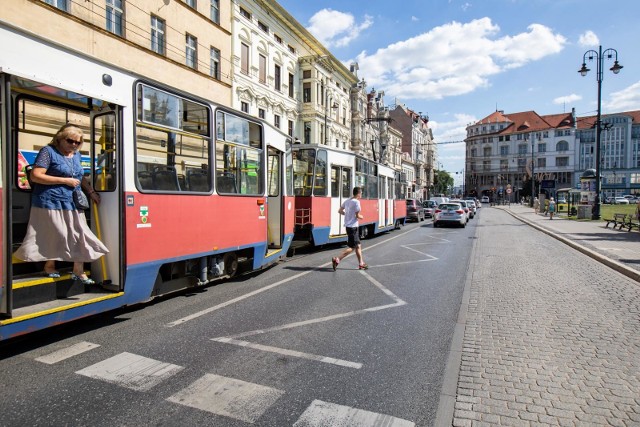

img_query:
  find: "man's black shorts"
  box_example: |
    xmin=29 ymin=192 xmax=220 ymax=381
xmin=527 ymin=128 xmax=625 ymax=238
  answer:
xmin=346 ymin=226 xmax=360 ymax=248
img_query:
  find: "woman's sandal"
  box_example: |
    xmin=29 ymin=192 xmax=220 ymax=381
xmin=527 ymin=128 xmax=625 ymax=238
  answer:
xmin=43 ymin=271 xmax=61 ymax=278
xmin=71 ymin=273 xmax=95 ymax=285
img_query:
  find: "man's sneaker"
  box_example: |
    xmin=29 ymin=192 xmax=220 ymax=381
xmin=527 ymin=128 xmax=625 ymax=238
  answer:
xmin=358 ymin=263 xmax=369 ymax=270
xmin=332 ymin=257 xmax=339 ymax=271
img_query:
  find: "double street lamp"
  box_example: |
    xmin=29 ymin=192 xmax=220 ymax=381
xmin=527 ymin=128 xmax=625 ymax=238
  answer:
xmin=578 ymin=45 xmax=623 ymax=220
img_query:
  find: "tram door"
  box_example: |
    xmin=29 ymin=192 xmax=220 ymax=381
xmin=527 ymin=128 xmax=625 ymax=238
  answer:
xmin=378 ymin=176 xmax=393 ymax=228
xmin=330 ymin=166 xmax=352 ymax=236
xmin=89 ymin=109 xmax=121 ymax=289
xmin=266 ymin=147 xmax=283 ymax=249
xmin=0 ymin=74 xmax=6 ymax=314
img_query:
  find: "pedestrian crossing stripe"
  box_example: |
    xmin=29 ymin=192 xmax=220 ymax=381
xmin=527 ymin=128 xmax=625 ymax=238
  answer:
xmin=76 ymin=352 xmax=184 ymax=391
xmin=35 ymin=341 xmax=100 ymax=364
xmin=294 ymin=399 xmax=415 ymax=427
xmin=167 ymin=374 xmax=284 ymax=423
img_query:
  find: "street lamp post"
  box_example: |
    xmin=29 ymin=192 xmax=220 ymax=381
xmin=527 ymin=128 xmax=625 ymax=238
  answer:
xmin=579 ymin=45 xmax=623 ymax=220
xmin=527 ymin=133 xmax=535 ymax=207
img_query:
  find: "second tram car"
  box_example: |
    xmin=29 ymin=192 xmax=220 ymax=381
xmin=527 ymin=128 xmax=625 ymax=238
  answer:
xmin=291 ymin=144 xmax=406 ymax=246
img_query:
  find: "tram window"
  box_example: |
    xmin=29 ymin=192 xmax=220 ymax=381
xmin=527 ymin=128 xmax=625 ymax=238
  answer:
xmin=135 ymin=84 xmax=211 ymax=193
xmin=368 ymin=174 xmax=378 ymax=199
xmin=267 ymin=154 xmax=280 ymax=197
xmin=355 ymin=172 xmax=367 ymax=198
xmin=92 ymin=113 xmax=117 ymax=192
xmin=342 ymin=169 xmax=351 ymax=198
xmin=331 ymin=167 xmax=339 ymax=197
xmin=292 ymin=149 xmax=315 ymax=196
xmin=313 ymin=150 xmax=327 ymax=196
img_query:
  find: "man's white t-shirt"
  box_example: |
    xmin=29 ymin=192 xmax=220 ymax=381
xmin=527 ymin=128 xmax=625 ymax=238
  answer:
xmin=342 ymin=197 xmax=361 ymax=228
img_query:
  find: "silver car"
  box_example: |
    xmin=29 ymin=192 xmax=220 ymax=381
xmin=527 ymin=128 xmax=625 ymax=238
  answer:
xmin=433 ymin=202 xmax=467 ymax=228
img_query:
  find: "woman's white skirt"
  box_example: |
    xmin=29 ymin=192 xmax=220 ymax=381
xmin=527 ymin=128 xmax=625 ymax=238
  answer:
xmin=14 ymin=207 xmax=109 ymax=263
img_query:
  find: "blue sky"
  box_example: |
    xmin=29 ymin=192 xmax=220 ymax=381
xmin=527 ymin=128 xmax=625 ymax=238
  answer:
xmin=276 ymin=0 xmax=640 ymax=184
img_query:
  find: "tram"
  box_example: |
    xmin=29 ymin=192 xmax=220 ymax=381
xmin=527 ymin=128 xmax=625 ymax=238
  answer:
xmin=291 ymin=144 xmax=407 ymax=246
xmin=0 ymin=24 xmax=294 ymax=340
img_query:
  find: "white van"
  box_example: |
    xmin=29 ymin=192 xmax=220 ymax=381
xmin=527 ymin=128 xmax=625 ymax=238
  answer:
xmin=429 ymin=196 xmax=449 ymax=206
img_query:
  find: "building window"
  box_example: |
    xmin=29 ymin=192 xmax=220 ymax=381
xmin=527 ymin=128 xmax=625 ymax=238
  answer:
xmin=556 ymin=157 xmax=569 ymax=167
xmin=239 ymin=7 xmax=251 ymax=20
xmin=304 ymin=122 xmax=311 ymax=144
xmin=274 ymin=34 xmax=282 ymax=44
xmin=258 ymin=54 xmax=266 ymax=84
xmin=518 ymin=144 xmax=527 ymax=155
xmin=274 ymin=115 xmax=281 ymax=129
xmin=210 ymin=47 xmax=220 ymax=80
xmin=106 ymin=0 xmax=123 ymax=36
xmin=538 ymin=143 xmax=546 ymax=153
xmin=210 ymin=0 xmax=219 ymax=23
xmin=537 ymin=158 xmax=546 ymax=168
xmin=151 ymin=16 xmax=166 ymax=55
xmin=258 ymin=21 xmax=269 ymax=33
xmin=44 ymin=0 xmax=68 ymax=11
xmin=288 ymin=45 xmax=295 ymax=54
xmin=185 ymin=0 xmax=196 ymax=8
xmin=303 ymin=70 xmax=311 ymax=79
xmin=303 ymin=83 xmax=311 ymax=103
xmin=483 ymin=147 xmax=491 ymax=157
xmin=240 ymin=43 xmax=249 ymax=75
xmin=274 ymin=64 xmax=281 ymax=91
xmin=288 ymin=120 xmax=293 ymax=137
xmin=556 ymin=141 xmax=569 ymax=151
xmin=241 ymin=102 xmax=249 ymax=113
xmin=500 ymin=145 xmax=509 ymax=155
xmin=288 ymin=73 xmax=294 ymax=98
xmin=258 ymin=108 xmax=265 ymax=119
xmin=186 ymin=34 xmax=198 ymax=69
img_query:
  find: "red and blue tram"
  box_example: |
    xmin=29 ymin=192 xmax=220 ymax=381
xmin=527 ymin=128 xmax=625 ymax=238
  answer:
xmin=0 ymin=24 xmax=294 ymax=341
xmin=291 ymin=144 xmax=407 ymax=246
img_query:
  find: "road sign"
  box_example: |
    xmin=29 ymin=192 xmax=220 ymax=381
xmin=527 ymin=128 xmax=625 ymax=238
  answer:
xmin=506 ymin=188 xmax=512 ymax=194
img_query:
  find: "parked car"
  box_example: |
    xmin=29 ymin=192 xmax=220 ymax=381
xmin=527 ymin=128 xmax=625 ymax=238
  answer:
xmin=464 ymin=198 xmax=478 ymax=214
xmin=422 ymin=200 xmax=437 ymax=218
xmin=613 ymin=197 xmax=630 ymax=204
xmin=406 ymin=198 xmax=425 ymax=222
xmin=433 ymin=202 xmax=466 ymax=228
xmin=429 ymin=196 xmax=449 ymax=206
xmin=622 ymin=195 xmax=637 ymax=201
xmin=481 ymin=196 xmax=490 ymax=204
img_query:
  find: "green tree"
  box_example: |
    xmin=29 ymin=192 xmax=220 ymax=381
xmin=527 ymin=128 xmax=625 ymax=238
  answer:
xmin=433 ymin=170 xmax=453 ymax=196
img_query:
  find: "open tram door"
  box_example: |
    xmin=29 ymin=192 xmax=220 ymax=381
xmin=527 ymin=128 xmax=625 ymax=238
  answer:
xmin=330 ymin=165 xmax=352 ymax=236
xmin=0 ymin=73 xmax=123 ymax=321
xmin=266 ymin=146 xmax=284 ymax=252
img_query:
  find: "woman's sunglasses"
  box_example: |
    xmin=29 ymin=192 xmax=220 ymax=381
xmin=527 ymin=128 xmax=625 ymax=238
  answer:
xmin=65 ymin=138 xmax=82 ymax=145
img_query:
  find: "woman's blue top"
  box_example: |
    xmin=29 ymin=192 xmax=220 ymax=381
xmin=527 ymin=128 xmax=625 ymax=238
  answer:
xmin=31 ymin=145 xmax=83 ymax=210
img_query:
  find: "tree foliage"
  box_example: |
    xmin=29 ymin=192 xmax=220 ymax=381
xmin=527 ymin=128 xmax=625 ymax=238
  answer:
xmin=433 ymin=170 xmax=453 ymax=195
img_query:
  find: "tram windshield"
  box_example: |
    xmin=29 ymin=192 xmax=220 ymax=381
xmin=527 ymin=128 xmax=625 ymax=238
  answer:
xmin=292 ymin=148 xmax=327 ymax=196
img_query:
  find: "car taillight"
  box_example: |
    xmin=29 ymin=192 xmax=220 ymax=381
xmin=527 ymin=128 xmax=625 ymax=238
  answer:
xmin=456 ymin=209 xmax=464 ymax=214
xmin=435 ymin=209 xmax=441 ymax=213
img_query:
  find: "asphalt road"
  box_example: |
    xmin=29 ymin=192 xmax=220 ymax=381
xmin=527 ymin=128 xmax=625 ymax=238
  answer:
xmin=0 ymin=214 xmax=478 ymax=426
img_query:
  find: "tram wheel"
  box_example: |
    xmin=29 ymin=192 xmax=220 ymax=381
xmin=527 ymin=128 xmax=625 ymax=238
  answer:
xmin=223 ymin=252 xmax=239 ymax=277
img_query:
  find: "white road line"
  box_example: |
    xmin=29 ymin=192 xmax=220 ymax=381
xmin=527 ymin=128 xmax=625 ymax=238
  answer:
xmin=165 ymin=226 xmax=415 ymax=328
xmin=210 ymin=271 xmax=405 ymax=368
xmin=35 ymin=341 xmax=100 ymax=364
xmin=76 ymin=352 xmax=184 ymax=391
xmin=167 ymin=374 xmax=284 ymax=424
xmin=212 ymin=337 xmax=363 ymax=369
xmin=293 ymin=399 xmax=415 ymax=427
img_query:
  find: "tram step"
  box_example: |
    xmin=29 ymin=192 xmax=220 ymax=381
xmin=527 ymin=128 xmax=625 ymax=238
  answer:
xmin=12 ymin=272 xmax=90 ymax=309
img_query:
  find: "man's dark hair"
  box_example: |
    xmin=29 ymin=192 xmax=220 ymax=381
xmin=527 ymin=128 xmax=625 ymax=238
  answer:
xmin=352 ymin=187 xmax=362 ymax=197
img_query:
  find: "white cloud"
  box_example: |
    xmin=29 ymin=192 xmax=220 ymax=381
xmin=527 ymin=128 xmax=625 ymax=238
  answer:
xmin=353 ymin=18 xmax=566 ymax=101
xmin=307 ymin=9 xmax=373 ymax=48
xmin=461 ymin=3 xmax=472 ymax=12
xmin=553 ymin=94 xmax=582 ymax=105
xmin=578 ymin=30 xmax=599 ymax=47
xmin=411 ymin=16 xmax=419 ymax=22
xmin=603 ymin=81 xmax=640 ymax=112
xmin=430 ymin=113 xmax=475 ymax=143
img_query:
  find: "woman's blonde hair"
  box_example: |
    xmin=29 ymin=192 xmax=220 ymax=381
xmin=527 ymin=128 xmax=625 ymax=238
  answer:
xmin=49 ymin=123 xmax=84 ymax=147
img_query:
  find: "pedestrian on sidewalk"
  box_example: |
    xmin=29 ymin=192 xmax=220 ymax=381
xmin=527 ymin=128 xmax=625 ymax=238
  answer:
xmin=548 ymin=197 xmax=556 ymax=220
xmin=544 ymin=198 xmax=549 ymax=216
xmin=332 ymin=186 xmax=368 ymax=271
xmin=533 ymin=197 xmax=539 ymax=214
xmin=635 ymin=199 xmax=640 ymax=222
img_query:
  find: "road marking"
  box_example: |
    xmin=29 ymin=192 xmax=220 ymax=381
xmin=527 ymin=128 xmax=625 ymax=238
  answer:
xmin=211 ymin=271 xmax=405 ymax=368
xmin=166 ymin=226 xmax=414 ymax=328
xmin=76 ymin=352 xmax=184 ymax=391
xmin=167 ymin=374 xmax=284 ymax=424
xmin=35 ymin=341 xmax=100 ymax=364
xmin=293 ymin=399 xmax=415 ymax=427
xmin=212 ymin=337 xmax=363 ymax=369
